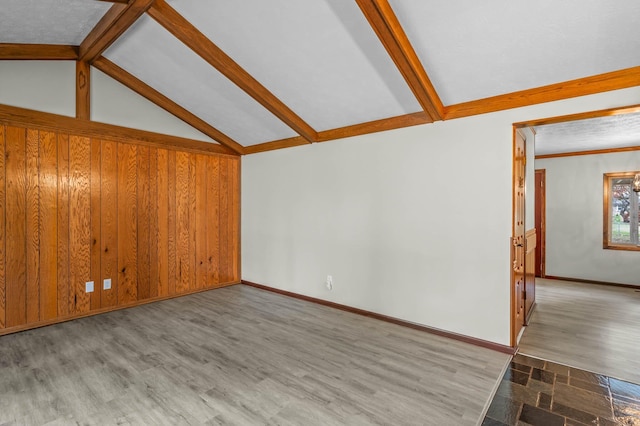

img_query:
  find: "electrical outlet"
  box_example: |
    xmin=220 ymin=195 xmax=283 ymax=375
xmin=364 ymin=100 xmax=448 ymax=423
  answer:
xmin=103 ymin=278 xmax=112 ymax=290
xmin=85 ymin=281 xmax=94 ymax=293
xmin=326 ymin=275 xmax=333 ymax=291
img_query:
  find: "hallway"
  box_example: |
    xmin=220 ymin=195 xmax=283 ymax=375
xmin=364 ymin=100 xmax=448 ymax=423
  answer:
xmin=519 ymin=278 xmax=640 ymax=384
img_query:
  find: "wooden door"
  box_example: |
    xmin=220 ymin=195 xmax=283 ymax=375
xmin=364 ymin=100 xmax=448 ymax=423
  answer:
xmin=511 ymin=130 xmax=526 ymax=346
xmin=535 ymin=169 xmax=546 ymax=277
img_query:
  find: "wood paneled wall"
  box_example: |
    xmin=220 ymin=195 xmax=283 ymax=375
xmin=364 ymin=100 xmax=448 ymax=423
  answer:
xmin=0 ymin=124 xmax=240 ymax=334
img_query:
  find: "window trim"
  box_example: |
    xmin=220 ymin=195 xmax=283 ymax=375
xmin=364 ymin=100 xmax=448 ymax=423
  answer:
xmin=603 ymin=171 xmax=640 ymax=251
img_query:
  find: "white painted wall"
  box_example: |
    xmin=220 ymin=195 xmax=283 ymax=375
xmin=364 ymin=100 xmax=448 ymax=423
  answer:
xmin=0 ymin=61 xmax=212 ymax=142
xmin=536 ymin=151 xmax=640 ymax=285
xmin=243 ymin=87 xmax=640 ymax=346
xmin=0 ymin=61 xmax=75 ymax=116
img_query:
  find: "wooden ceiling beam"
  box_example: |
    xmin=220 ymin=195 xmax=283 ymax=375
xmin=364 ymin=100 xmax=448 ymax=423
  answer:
xmin=0 ymin=44 xmax=78 ymax=60
xmin=79 ymin=0 xmax=154 ymax=63
xmin=245 ymin=112 xmax=429 ymax=154
xmin=356 ymin=0 xmax=443 ymax=121
xmin=445 ymin=66 xmax=640 ymax=120
xmin=76 ymin=61 xmax=91 ymax=120
xmin=148 ymin=0 xmax=317 ymax=143
xmin=316 ymin=112 xmax=429 ymax=142
xmin=243 ymin=136 xmax=309 ymax=155
xmin=93 ymin=57 xmax=245 ymax=154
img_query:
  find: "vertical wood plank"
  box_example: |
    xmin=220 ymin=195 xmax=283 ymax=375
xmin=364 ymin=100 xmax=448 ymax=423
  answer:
xmin=90 ymin=138 xmax=101 ymax=310
xmin=157 ymin=149 xmax=169 ymax=297
xmin=195 ymin=155 xmax=207 ymax=289
xmin=0 ymin=126 xmax=5 ymax=328
xmin=57 ymin=134 xmax=70 ymax=317
xmin=206 ymin=156 xmax=219 ymax=286
xmin=149 ymin=148 xmax=159 ymax=298
xmin=188 ymin=153 xmax=197 ymax=290
xmin=137 ymin=145 xmax=150 ymax=300
xmin=39 ymin=131 xmax=58 ymax=321
xmin=117 ymin=143 xmax=137 ymax=304
xmin=219 ymin=157 xmax=229 ymax=284
xmin=231 ymin=157 xmax=240 ymax=281
xmin=25 ymin=129 xmax=40 ymax=323
xmin=175 ymin=151 xmax=190 ymax=294
xmin=167 ymin=150 xmax=176 ymax=296
xmin=5 ymin=126 xmax=27 ymax=327
xmin=100 ymin=140 xmax=118 ymax=308
xmin=69 ymin=135 xmax=91 ymax=314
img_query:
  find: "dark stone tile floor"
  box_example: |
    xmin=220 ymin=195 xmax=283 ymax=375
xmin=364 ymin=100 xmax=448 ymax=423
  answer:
xmin=482 ymin=353 xmax=640 ymax=426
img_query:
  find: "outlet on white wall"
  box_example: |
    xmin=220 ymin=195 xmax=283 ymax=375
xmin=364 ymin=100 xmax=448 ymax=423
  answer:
xmin=326 ymin=275 xmax=333 ymax=291
xmin=104 ymin=278 xmax=112 ymax=290
xmin=85 ymin=281 xmax=94 ymax=293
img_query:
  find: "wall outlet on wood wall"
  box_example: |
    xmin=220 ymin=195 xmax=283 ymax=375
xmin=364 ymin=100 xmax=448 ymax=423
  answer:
xmin=85 ymin=281 xmax=94 ymax=293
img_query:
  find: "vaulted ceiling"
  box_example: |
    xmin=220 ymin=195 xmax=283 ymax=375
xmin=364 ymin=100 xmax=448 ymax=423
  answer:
xmin=1 ymin=0 xmax=639 ymax=155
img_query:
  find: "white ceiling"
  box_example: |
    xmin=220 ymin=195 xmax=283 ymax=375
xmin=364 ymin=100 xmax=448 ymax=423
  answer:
xmin=1 ymin=1 xmax=639 ymax=150
xmin=166 ymin=0 xmax=421 ymax=131
xmin=0 ymin=0 xmax=110 ymax=45
xmin=390 ymin=0 xmax=640 ymax=105
xmin=534 ymin=112 xmax=640 ymax=156
xmin=105 ymin=16 xmax=298 ymax=146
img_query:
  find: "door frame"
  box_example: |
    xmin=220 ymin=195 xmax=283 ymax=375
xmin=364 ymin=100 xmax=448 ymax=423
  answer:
xmin=535 ymin=169 xmax=546 ymax=277
xmin=510 ymin=128 xmax=527 ymax=347
xmin=511 ymin=103 xmax=640 ymax=347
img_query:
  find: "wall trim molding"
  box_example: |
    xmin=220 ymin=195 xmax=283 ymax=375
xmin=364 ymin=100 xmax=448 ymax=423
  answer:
xmin=535 ymin=144 xmax=640 ymax=160
xmin=0 ymin=281 xmax=241 ymax=336
xmin=544 ymin=276 xmax=640 ymax=290
xmin=0 ymin=103 xmax=237 ymax=156
xmin=242 ymin=280 xmax=516 ymax=355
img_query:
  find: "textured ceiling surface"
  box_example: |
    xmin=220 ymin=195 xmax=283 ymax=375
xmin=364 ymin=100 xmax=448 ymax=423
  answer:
xmin=0 ymin=0 xmax=110 ymax=45
xmin=1 ymin=1 xmax=639 ymax=151
xmin=167 ymin=0 xmax=421 ymax=131
xmin=390 ymin=0 xmax=640 ymax=105
xmin=534 ymin=112 xmax=640 ymax=156
xmin=105 ymin=16 xmax=298 ymax=146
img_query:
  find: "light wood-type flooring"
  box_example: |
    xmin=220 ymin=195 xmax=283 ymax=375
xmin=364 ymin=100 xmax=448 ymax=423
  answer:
xmin=0 ymin=284 xmax=510 ymax=425
xmin=519 ymin=278 xmax=640 ymax=385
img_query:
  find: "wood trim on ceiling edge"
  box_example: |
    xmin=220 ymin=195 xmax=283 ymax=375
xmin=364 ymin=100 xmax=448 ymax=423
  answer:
xmin=244 ymin=112 xmax=429 ymax=154
xmin=0 ymin=281 xmax=241 ymax=336
xmin=444 ymin=66 xmax=640 ymax=120
xmin=0 ymin=103 xmax=238 ymax=156
xmin=536 ymin=144 xmax=640 ymax=160
xmin=241 ymin=280 xmax=516 ymax=354
xmin=0 ymin=43 xmax=79 ymax=60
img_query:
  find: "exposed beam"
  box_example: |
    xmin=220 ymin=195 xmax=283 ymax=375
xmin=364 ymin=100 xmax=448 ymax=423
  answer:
xmin=148 ymin=0 xmax=318 ymax=143
xmin=93 ymin=57 xmax=245 ymax=155
xmin=79 ymin=0 xmax=154 ymax=63
xmin=0 ymin=44 xmax=78 ymax=60
xmin=76 ymin=61 xmax=91 ymax=120
xmin=0 ymin=103 xmax=236 ymax=156
xmin=243 ymin=136 xmax=309 ymax=155
xmin=316 ymin=112 xmax=429 ymax=142
xmin=445 ymin=66 xmax=640 ymax=120
xmin=355 ymin=0 xmax=443 ymax=121
xmin=244 ymin=112 xmax=430 ymax=154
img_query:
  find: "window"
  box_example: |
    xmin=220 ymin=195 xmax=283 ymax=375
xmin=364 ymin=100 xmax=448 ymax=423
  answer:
xmin=603 ymin=172 xmax=640 ymax=250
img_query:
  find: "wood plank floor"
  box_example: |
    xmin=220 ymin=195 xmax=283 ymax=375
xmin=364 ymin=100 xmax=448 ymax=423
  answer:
xmin=0 ymin=284 xmax=510 ymax=425
xmin=519 ymin=278 xmax=640 ymax=385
